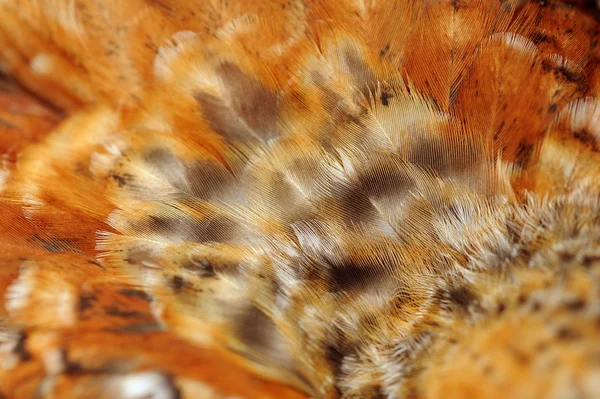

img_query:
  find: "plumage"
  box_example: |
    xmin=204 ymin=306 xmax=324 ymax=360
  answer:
xmin=0 ymin=0 xmax=600 ymax=398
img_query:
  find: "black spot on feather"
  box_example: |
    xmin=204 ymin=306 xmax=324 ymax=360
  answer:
xmin=118 ymin=288 xmax=152 ymax=302
xmin=556 ymin=326 xmax=581 ymax=341
xmin=78 ymin=292 xmax=97 ymax=313
xmin=563 ymin=298 xmax=586 ymax=312
xmin=13 ymin=333 xmax=31 ymax=361
xmin=573 ymin=129 xmax=599 ymax=152
xmin=184 ymin=257 xmax=215 ymax=278
xmin=434 ymin=284 xmax=479 ymax=314
xmin=170 ymin=275 xmax=185 ymax=293
xmin=104 ymin=306 xmax=148 ymax=319
xmin=380 ymin=91 xmax=392 ymax=106
xmin=328 ymin=260 xmax=384 ymax=293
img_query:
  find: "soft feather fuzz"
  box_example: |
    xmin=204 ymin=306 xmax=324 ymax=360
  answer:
xmin=0 ymin=1 xmax=600 ymax=398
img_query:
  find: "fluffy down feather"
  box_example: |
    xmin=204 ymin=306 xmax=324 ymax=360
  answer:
xmin=0 ymin=0 xmax=600 ymax=398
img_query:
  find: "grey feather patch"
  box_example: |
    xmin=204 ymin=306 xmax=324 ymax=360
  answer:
xmin=195 ymin=63 xmax=278 ymax=143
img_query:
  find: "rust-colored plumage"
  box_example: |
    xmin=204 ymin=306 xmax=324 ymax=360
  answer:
xmin=1 ymin=1 xmax=600 ymax=398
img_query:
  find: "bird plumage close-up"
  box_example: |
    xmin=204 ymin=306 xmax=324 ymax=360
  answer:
xmin=0 ymin=0 xmax=600 ymax=398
